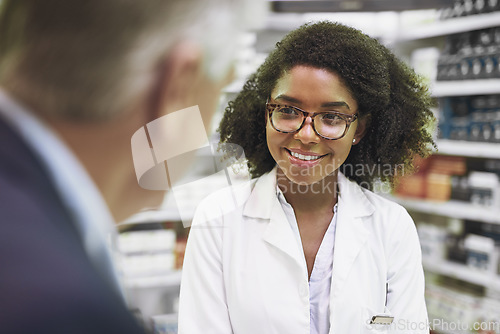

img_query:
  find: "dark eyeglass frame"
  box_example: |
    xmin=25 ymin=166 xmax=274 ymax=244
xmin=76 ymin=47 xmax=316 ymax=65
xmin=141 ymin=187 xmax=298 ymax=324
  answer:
xmin=266 ymin=102 xmax=358 ymax=140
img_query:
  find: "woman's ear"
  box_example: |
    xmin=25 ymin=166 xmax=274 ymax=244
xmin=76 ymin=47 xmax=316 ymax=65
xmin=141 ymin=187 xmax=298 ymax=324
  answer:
xmin=145 ymin=40 xmax=204 ymax=123
xmin=352 ymin=114 xmax=371 ymax=145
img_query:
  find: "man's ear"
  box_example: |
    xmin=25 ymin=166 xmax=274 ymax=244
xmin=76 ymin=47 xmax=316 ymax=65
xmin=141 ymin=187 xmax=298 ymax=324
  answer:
xmin=352 ymin=114 xmax=371 ymax=145
xmin=146 ymin=40 xmax=204 ymax=122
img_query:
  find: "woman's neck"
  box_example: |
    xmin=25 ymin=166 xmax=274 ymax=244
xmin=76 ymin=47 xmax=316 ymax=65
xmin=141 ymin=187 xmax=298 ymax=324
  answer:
xmin=277 ymin=168 xmax=338 ymax=213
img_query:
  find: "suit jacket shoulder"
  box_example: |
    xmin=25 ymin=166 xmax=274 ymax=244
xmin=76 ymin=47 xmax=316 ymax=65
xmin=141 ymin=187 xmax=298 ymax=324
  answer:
xmin=0 ymin=119 xmax=145 ymax=334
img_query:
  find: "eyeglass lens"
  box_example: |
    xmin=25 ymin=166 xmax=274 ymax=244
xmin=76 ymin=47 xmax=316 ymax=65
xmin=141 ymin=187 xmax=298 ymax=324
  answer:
xmin=271 ymin=105 xmax=349 ymax=139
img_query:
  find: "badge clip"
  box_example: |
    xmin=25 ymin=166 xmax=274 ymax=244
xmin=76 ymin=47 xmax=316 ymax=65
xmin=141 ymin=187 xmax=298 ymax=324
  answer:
xmin=370 ymin=315 xmax=394 ymax=325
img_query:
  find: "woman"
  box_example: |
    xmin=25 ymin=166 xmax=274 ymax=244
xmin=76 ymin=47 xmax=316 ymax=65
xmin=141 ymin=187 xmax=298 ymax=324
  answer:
xmin=178 ymin=21 xmax=435 ymax=334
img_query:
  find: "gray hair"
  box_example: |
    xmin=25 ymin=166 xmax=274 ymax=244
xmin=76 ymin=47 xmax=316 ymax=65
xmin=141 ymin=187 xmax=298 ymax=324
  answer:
xmin=0 ymin=0 xmax=260 ymax=121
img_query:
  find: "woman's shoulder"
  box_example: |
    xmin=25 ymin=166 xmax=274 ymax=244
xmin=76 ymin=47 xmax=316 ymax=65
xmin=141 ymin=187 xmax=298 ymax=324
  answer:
xmin=365 ymin=191 xmax=417 ymax=243
xmin=362 ymin=186 xmax=406 ymax=213
xmin=346 ymin=178 xmax=414 ymax=229
xmin=351 ymin=183 xmax=419 ymax=251
xmin=341 ymin=173 xmax=407 ymax=215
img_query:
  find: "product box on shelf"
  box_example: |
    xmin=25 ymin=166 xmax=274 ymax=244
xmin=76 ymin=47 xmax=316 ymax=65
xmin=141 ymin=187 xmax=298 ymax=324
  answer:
xmin=440 ymin=0 xmax=500 ymax=20
xmin=425 ymin=280 xmax=483 ymax=331
xmin=447 ymin=235 xmax=468 ymax=264
xmin=118 ymin=227 xmax=177 ymax=278
xmin=418 ymin=223 xmax=449 ymax=260
xmin=469 ymin=109 xmax=492 ymax=142
xmin=468 ymin=171 xmax=500 ymax=206
xmin=464 ymin=233 xmax=500 ymax=273
xmin=394 ymin=154 xmax=500 ymax=208
xmin=395 ymin=155 xmax=467 ymax=201
xmin=450 ymin=175 xmax=471 ymax=201
xmin=493 ymin=112 xmax=500 ymax=142
xmin=438 ymin=94 xmax=500 ymax=142
xmin=477 ymin=298 xmax=500 ymax=333
xmin=463 ymin=220 xmax=500 ymax=273
xmin=437 ymin=27 xmax=500 ymax=81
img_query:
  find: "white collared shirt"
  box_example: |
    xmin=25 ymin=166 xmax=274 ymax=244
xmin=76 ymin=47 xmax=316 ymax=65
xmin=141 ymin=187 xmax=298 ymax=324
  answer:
xmin=277 ymin=186 xmax=338 ymax=334
xmin=0 ymin=89 xmax=123 ymax=297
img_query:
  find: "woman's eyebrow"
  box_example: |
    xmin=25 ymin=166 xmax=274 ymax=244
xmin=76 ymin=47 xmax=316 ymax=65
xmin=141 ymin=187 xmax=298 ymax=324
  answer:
xmin=274 ymin=94 xmax=301 ymax=104
xmin=274 ymin=94 xmax=350 ymax=110
xmin=321 ymin=101 xmax=350 ymax=109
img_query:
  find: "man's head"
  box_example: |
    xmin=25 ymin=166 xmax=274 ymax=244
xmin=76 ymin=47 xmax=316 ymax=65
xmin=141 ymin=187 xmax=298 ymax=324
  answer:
xmin=0 ymin=0 xmax=266 ymax=221
xmin=0 ymin=0 xmax=256 ymax=121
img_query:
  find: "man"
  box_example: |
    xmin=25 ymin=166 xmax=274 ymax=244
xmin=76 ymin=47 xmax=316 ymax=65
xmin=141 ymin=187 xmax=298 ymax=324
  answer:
xmin=0 ymin=0 xmax=264 ymax=333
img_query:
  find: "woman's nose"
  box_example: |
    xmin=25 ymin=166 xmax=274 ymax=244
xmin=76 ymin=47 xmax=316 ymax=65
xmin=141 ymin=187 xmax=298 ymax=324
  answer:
xmin=293 ymin=117 xmax=321 ymax=144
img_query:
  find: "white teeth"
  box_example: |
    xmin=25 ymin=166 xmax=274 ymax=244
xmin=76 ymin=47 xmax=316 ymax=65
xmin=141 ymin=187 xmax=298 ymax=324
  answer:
xmin=290 ymin=151 xmax=321 ymax=161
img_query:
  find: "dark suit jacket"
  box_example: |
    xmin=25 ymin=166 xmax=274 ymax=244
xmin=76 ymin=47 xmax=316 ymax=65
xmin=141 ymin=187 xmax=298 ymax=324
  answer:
xmin=0 ymin=118 xmax=146 ymax=334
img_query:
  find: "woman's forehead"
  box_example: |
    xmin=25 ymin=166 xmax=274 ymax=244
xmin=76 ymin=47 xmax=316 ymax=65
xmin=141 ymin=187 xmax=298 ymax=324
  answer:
xmin=271 ymin=65 xmax=357 ymax=110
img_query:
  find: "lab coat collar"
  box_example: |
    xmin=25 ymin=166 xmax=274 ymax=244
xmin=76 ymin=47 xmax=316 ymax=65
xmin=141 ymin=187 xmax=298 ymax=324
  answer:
xmin=243 ymin=167 xmax=306 ymax=273
xmin=243 ymin=166 xmax=376 ymax=301
xmin=242 ymin=167 xmax=278 ymax=219
xmin=242 ymin=166 xmax=375 ymax=220
xmin=330 ymin=173 xmax=373 ymax=320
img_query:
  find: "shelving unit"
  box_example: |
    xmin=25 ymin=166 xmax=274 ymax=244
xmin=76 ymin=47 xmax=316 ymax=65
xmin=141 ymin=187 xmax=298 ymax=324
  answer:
xmin=423 ymin=258 xmax=500 ymax=291
xmin=431 ymin=79 xmax=500 ymax=97
xmin=436 ymin=139 xmax=500 ymax=158
xmin=396 ymin=11 xmax=500 ymax=41
xmin=429 ymin=318 xmax=473 ymax=334
xmin=391 ymin=9 xmax=500 ymax=334
xmin=123 ymin=270 xmax=182 ymax=289
xmin=390 ymin=196 xmax=500 ymax=225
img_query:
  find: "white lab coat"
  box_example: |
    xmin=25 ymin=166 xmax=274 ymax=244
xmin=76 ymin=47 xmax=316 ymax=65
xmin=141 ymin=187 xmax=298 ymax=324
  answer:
xmin=178 ymin=168 xmax=429 ymax=334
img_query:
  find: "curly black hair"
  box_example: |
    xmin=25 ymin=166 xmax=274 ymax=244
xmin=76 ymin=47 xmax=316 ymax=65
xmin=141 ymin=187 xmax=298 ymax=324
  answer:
xmin=218 ymin=21 xmax=436 ymax=189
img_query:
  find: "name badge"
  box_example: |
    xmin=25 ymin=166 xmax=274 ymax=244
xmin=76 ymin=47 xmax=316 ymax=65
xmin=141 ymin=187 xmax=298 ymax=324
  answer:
xmin=370 ymin=315 xmax=394 ymax=325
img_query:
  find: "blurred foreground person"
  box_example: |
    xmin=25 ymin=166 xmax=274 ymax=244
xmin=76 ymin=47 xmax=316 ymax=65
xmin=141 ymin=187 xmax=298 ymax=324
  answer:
xmin=0 ymin=0 xmax=263 ymax=333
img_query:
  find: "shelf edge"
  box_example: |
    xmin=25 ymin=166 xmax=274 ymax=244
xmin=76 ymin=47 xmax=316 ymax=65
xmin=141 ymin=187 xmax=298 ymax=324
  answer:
xmin=431 ymin=79 xmax=500 ymax=97
xmin=435 ymin=139 xmax=500 ymax=159
xmin=396 ymin=12 xmax=500 ymax=41
xmin=387 ymin=196 xmax=500 ymax=225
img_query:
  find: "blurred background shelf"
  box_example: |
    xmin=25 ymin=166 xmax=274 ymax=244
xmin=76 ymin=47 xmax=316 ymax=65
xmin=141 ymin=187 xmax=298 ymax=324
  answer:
xmin=270 ymin=0 xmax=452 ymax=13
xmin=429 ymin=319 xmax=473 ymax=334
xmin=123 ymin=270 xmax=182 ymax=289
xmin=431 ymin=79 xmax=500 ymax=97
xmin=423 ymin=258 xmax=500 ymax=291
xmin=436 ymin=139 xmax=500 ymax=158
xmin=396 ymin=11 xmax=500 ymax=41
xmin=389 ymin=196 xmax=500 ymax=225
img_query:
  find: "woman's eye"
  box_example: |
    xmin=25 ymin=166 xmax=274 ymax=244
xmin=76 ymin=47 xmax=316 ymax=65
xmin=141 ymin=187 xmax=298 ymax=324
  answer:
xmin=321 ymin=113 xmax=343 ymax=124
xmin=278 ymin=107 xmax=299 ymax=116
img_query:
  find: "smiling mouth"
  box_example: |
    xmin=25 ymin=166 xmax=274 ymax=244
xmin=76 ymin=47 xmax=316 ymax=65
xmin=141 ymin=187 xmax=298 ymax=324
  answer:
xmin=286 ymin=149 xmax=327 ymax=161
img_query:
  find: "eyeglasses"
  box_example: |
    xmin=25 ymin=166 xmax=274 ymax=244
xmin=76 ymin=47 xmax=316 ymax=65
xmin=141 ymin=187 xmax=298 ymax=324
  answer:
xmin=266 ymin=103 xmax=358 ymax=140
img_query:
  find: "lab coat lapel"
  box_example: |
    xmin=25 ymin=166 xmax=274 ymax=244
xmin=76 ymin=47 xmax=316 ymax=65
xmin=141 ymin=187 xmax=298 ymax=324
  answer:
xmin=330 ymin=173 xmax=374 ymax=317
xmin=262 ymin=198 xmax=306 ymax=268
xmin=243 ymin=168 xmax=305 ymax=269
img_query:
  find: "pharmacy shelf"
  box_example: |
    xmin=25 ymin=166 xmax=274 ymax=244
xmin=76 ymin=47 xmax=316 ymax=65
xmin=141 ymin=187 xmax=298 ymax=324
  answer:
xmin=121 ymin=209 xmax=184 ymax=225
xmin=389 ymin=196 xmax=500 ymax=225
xmin=436 ymin=139 xmax=500 ymax=159
xmin=429 ymin=317 xmax=473 ymax=334
xmin=123 ymin=270 xmax=182 ymax=289
xmin=431 ymin=79 xmax=500 ymax=97
xmin=423 ymin=258 xmax=500 ymax=291
xmin=396 ymin=11 xmax=500 ymax=41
